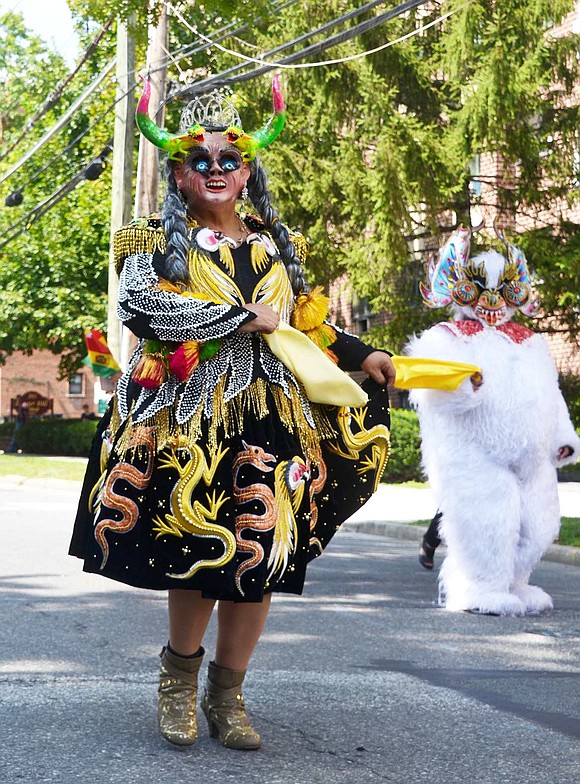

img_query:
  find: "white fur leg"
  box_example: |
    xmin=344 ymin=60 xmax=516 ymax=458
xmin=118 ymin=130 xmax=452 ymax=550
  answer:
xmin=512 ymin=461 xmax=560 ymax=588
xmin=439 ymin=561 xmax=526 ymax=615
xmin=511 ymin=584 xmax=553 ymax=614
xmin=433 ymin=460 xmax=522 ymax=615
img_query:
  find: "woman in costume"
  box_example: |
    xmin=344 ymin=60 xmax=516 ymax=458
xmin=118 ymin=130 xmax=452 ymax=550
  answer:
xmin=70 ymin=76 xmax=395 ymax=750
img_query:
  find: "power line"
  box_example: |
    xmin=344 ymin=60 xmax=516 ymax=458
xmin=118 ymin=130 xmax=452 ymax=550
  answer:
xmin=0 ymin=18 xmax=114 ymax=164
xmin=168 ymin=0 xmax=433 ymax=100
xmin=0 ymin=142 xmax=113 ymax=250
xmin=0 ymin=0 xmax=444 ymax=244
xmin=0 ymin=2 xmax=294 ymax=188
xmin=0 ymin=58 xmax=116 ymax=187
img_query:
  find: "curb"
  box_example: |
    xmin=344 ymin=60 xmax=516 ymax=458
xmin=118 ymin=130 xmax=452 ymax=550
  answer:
xmin=343 ymin=520 xmax=580 ymax=567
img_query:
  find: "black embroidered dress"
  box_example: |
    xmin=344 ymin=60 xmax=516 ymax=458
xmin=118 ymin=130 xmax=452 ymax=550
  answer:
xmin=70 ymin=216 xmax=390 ymax=601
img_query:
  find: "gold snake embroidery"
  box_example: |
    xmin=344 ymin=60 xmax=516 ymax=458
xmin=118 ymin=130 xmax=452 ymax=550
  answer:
xmin=94 ymin=426 xmax=155 ymax=569
xmin=233 ymin=441 xmax=278 ymax=595
xmin=151 ymin=440 xmax=235 ymax=580
xmin=307 ymin=448 xmax=327 ymax=555
xmin=267 ymin=456 xmax=309 ymax=581
xmin=328 ymin=406 xmax=390 ymax=493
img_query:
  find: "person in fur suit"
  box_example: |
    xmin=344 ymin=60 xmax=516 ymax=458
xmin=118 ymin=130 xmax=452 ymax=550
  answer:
xmin=406 ymin=226 xmax=580 ymax=616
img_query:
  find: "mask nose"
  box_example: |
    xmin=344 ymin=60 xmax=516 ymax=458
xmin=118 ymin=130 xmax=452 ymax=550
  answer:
xmin=208 ymin=158 xmax=224 ymax=176
xmin=479 ymin=290 xmax=502 ymax=310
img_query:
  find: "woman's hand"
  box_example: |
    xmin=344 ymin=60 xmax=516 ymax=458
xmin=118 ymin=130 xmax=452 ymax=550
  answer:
xmin=238 ymin=303 xmax=280 ymax=334
xmin=360 ymin=351 xmax=396 ymax=387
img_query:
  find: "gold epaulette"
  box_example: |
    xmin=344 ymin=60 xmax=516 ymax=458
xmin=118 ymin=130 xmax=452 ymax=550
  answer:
xmin=288 ymin=230 xmax=309 ymax=265
xmin=113 ymin=215 xmax=167 ymax=273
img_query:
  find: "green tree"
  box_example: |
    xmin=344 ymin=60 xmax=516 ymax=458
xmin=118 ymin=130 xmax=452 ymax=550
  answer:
xmin=233 ymin=0 xmax=580 ymax=350
xmin=0 ymin=11 xmax=113 ymax=375
xmin=1 ymin=0 xmax=578 ymax=376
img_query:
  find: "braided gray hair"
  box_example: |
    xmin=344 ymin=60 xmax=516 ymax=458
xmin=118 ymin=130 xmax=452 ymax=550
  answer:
xmin=161 ymin=161 xmax=191 ymax=283
xmin=247 ymin=158 xmax=309 ymax=296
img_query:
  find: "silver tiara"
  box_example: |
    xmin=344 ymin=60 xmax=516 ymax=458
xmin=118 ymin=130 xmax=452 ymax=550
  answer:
xmin=179 ymin=89 xmax=242 ymax=131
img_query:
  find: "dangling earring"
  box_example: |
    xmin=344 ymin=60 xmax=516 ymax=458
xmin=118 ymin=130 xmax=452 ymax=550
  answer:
xmin=239 ymin=185 xmax=249 ymax=218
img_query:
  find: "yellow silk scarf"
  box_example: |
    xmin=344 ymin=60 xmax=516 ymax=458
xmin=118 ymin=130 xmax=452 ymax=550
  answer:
xmin=391 ymin=355 xmax=481 ymax=391
xmin=263 ymin=323 xmax=369 ymax=407
xmin=264 ymin=323 xmax=482 ymax=404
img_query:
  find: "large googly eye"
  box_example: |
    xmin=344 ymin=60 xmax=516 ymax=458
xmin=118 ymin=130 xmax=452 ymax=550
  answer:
xmin=503 ymin=281 xmax=530 ymax=307
xmin=221 ymin=156 xmax=241 ymax=172
xmin=451 ymin=279 xmax=479 ymax=306
xmin=190 ymin=158 xmax=210 ymax=174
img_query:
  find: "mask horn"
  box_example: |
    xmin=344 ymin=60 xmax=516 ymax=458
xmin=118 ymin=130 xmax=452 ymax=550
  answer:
xmin=251 ymin=74 xmax=287 ymax=151
xmin=135 ymin=76 xmax=205 ymax=160
xmin=135 ymin=76 xmax=173 ymax=153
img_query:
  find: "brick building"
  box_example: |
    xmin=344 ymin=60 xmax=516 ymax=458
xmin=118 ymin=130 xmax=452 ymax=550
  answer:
xmin=0 ymin=350 xmax=109 ymax=420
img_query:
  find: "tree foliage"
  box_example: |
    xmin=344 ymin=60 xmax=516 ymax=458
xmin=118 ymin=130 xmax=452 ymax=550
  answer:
xmin=0 ymin=0 xmax=578 ymax=378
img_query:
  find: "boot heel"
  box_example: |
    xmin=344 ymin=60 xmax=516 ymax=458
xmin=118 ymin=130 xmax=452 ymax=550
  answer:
xmin=201 ymin=662 xmax=261 ymax=750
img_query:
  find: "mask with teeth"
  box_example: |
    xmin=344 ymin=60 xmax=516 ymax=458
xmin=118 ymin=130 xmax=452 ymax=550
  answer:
xmin=420 ymin=226 xmax=539 ymax=326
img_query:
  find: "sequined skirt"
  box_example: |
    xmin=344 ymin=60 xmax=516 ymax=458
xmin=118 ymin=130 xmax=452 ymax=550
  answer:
xmin=69 ymin=380 xmax=390 ymax=601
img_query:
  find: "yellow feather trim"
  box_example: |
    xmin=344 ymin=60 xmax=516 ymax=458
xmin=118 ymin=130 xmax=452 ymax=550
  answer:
xmin=218 ymin=245 xmax=235 ymax=275
xmin=291 ymin=286 xmax=330 ymax=331
xmin=302 ymin=323 xmax=338 ymax=351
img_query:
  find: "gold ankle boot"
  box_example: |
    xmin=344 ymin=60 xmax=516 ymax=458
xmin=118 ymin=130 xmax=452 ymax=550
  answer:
xmin=201 ymin=661 xmax=261 ymax=750
xmin=158 ymin=645 xmax=204 ymax=746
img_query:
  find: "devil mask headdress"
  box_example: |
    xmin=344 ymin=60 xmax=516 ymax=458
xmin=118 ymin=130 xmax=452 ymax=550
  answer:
xmin=420 ymin=226 xmax=539 ymax=326
xmin=136 ymin=74 xmax=287 ymax=162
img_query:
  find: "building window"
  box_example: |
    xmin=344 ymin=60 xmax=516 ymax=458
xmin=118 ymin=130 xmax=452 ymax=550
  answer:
xmin=469 ymin=155 xmax=482 ymax=196
xmin=353 ymin=295 xmax=372 ymax=334
xmin=68 ymin=373 xmax=84 ymax=396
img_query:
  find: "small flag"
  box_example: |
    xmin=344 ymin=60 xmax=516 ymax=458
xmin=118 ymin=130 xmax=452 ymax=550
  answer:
xmin=83 ymin=329 xmax=121 ymax=378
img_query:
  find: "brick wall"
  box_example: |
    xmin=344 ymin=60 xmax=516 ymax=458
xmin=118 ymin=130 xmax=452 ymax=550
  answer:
xmin=0 ymin=350 xmax=98 ymax=419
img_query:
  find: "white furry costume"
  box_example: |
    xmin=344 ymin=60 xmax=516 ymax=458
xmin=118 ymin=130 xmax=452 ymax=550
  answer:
xmin=407 ymin=228 xmax=580 ymax=616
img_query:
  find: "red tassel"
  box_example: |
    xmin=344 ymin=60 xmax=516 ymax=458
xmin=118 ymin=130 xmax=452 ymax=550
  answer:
xmin=132 ymin=355 xmax=167 ymax=389
xmin=168 ymin=341 xmax=200 ymax=382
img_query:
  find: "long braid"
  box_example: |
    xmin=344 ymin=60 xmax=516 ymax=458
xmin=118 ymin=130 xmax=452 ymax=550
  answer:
xmin=161 ymin=161 xmax=191 ymax=283
xmin=247 ymin=158 xmax=309 ymax=296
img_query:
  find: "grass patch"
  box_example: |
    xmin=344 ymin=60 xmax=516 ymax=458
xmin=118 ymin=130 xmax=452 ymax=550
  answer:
xmin=557 ymin=518 xmax=580 ymax=548
xmin=0 ymin=454 xmax=87 ymax=482
xmin=407 ymin=516 xmax=580 ymax=547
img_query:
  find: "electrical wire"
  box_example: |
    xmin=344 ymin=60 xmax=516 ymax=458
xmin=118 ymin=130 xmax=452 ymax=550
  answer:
xmin=171 ymin=0 xmax=454 ymax=71
xmin=0 ymin=1 xmax=296 ymax=190
xmin=164 ymin=0 xmax=395 ymax=101
xmin=0 ymin=143 xmax=113 ymax=250
xmin=168 ymin=0 xmax=439 ymax=99
xmin=0 ymin=0 xmax=450 ymax=243
xmin=0 ymin=18 xmax=114 ymax=164
xmin=0 ymin=57 xmax=116 ymax=187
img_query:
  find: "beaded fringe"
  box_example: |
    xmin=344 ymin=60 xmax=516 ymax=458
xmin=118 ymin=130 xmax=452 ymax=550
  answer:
xmin=110 ymin=379 xmax=337 ymax=465
xmin=114 ymin=224 xmax=167 ymax=273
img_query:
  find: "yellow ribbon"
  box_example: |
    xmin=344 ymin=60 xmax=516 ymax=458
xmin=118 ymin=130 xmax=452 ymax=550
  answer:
xmin=263 ymin=324 xmax=482 ymax=404
xmin=391 ymin=355 xmax=481 ymax=391
xmin=263 ymin=322 xmax=369 ymax=407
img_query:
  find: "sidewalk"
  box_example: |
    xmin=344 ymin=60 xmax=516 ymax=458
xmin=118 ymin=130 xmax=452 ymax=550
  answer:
xmin=344 ymin=482 xmax=580 ymax=566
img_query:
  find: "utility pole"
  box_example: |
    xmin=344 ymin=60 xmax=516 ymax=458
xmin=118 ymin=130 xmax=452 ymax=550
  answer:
xmin=120 ymin=3 xmax=169 ymax=368
xmin=107 ymin=16 xmax=136 ymax=366
xmin=134 ymin=3 xmax=169 ymax=218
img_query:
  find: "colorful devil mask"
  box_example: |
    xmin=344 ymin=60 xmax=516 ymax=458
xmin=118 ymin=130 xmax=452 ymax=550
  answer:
xmin=136 ymin=75 xmax=286 ymax=162
xmin=420 ymin=227 xmax=538 ymax=327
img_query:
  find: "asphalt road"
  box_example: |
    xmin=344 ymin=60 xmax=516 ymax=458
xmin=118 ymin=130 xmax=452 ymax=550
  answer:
xmin=1 ymin=480 xmax=579 ymax=784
